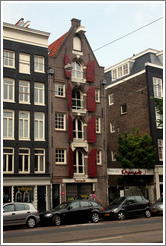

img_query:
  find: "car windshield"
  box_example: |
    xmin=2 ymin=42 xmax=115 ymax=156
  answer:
xmin=111 ymin=197 xmax=126 ymax=205
xmin=53 ymin=202 xmax=69 ymax=210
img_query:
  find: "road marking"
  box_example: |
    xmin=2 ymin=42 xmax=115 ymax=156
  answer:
xmin=74 ymin=235 xmax=123 ymax=243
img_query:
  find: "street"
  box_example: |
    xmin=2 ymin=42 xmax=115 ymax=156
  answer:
xmin=3 ymin=216 xmax=163 ymax=244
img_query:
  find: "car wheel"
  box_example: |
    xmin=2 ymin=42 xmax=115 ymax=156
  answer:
xmin=27 ymin=217 xmax=36 ymax=228
xmin=145 ymin=209 xmax=151 ymax=218
xmin=52 ymin=215 xmax=61 ymax=226
xmin=117 ymin=211 xmax=125 ymax=220
xmin=91 ymin=212 xmax=99 ymax=223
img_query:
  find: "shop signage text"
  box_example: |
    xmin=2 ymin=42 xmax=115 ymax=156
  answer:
xmin=122 ymin=169 xmax=142 ymax=175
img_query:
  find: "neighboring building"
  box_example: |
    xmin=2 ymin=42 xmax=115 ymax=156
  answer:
xmin=48 ymin=18 xmax=107 ymax=207
xmin=3 ymin=20 xmax=51 ymax=211
xmin=105 ymin=49 xmax=163 ymax=203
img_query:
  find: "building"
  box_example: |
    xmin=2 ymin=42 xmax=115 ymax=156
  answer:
xmin=3 ymin=20 xmax=51 ymax=211
xmin=105 ymin=49 xmax=163 ymax=203
xmin=48 ymin=18 xmax=107 ymax=207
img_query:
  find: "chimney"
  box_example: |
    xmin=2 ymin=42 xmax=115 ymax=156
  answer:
xmin=71 ymin=18 xmax=81 ymax=28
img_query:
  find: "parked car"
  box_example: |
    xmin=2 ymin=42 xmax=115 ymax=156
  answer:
xmin=40 ymin=199 xmax=104 ymax=226
xmin=103 ymin=196 xmax=151 ymax=220
xmin=3 ymin=202 xmax=40 ymax=228
xmin=151 ymin=197 xmax=163 ymax=215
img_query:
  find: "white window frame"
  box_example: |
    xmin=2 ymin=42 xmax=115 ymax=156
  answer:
xmin=108 ymin=94 xmax=114 ymax=106
xmin=19 ymin=53 xmax=30 ymax=74
xmin=73 ymin=36 xmax=81 ymax=51
xmin=95 ymin=89 xmax=100 ymax=103
xmin=55 ymin=149 xmax=67 ymax=165
xmin=74 ymin=149 xmax=85 ymax=175
xmin=153 ymin=77 xmax=163 ymax=98
xmin=34 ymin=149 xmax=45 ymax=173
xmin=96 ymin=117 xmax=101 ymax=134
xmin=97 ymin=150 xmax=102 ymax=165
xmin=3 ymin=110 xmax=15 ymax=140
xmin=19 ymin=111 xmax=30 ymax=140
xmin=121 ymin=104 xmax=127 ymax=115
xmin=155 ymin=107 xmax=162 ymax=129
xmin=34 ymin=112 xmax=45 ymax=141
xmin=3 ymin=78 xmax=15 ymax=103
xmin=3 ymin=148 xmax=14 ymax=173
xmin=18 ymin=148 xmax=30 ymax=173
xmin=111 ymin=63 xmax=129 ymax=81
xmin=34 ymin=55 xmax=45 ymax=73
xmin=71 ymin=61 xmax=83 ymax=80
xmin=72 ymin=89 xmax=83 ymax=110
xmin=19 ymin=80 xmax=30 ymax=104
xmin=55 ymin=113 xmax=66 ymax=131
xmin=73 ymin=118 xmax=84 ymax=140
xmin=110 ymin=123 xmax=115 ymax=133
xmin=158 ymin=139 xmax=163 ymax=161
xmin=34 ymin=82 xmax=45 ymax=105
xmin=3 ymin=50 xmax=15 ymax=68
xmin=111 ymin=151 xmax=116 ymax=161
xmin=55 ymin=83 xmax=65 ymax=98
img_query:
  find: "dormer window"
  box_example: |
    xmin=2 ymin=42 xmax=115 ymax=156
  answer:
xmin=73 ymin=36 xmax=81 ymax=51
xmin=111 ymin=63 xmax=129 ymax=81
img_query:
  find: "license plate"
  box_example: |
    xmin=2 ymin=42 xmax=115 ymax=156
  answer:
xmin=104 ymin=213 xmax=110 ymax=216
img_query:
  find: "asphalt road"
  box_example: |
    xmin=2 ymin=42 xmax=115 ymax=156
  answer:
xmin=3 ymin=216 xmax=163 ymax=244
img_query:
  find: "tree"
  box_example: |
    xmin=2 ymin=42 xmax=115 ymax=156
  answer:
xmin=115 ymin=129 xmax=156 ymax=169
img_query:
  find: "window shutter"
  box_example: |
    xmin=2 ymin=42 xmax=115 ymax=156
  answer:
xmin=87 ymin=117 xmax=96 ymax=143
xmin=67 ymin=83 xmax=72 ymax=109
xmin=86 ymin=60 xmax=95 ymax=82
xmin=88 ymin=149 xmax=97 ymax=178
xmin=87 ymin=87 xmax=96 ymax=112
xmin=64 ymin=54 xmax=71 ymax=79
xmin=68 ymin=114 xmax=73 ymax=142
xmin=68 ymin=147 xmax=74 ymax=178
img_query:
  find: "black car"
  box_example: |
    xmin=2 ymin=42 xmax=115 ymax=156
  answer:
xmin=40 ymin=199 xmax=104 ymax=226
xmin=103 ymin=196 xmax=151 ymax=220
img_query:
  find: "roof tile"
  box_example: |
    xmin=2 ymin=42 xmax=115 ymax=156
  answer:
xmin=48 ymin=32 xmax=68 ymax=57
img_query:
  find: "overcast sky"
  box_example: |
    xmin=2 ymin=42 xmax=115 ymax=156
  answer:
xmin=2 ymin=1 xmax=164 ymax=69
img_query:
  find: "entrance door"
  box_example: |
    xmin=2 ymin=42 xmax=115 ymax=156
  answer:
xmin=37 ymin=186 xmax=46 ymax=212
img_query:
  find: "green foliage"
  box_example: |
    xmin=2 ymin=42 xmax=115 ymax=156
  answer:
xmin=152 ymin=97 xmax=163 ymax=127
xmin=115 ymin=129 xmax=156 ymax=169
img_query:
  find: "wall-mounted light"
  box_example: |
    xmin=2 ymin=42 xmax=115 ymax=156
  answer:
xmin=64 ymin=63 xmax=73 ymax=71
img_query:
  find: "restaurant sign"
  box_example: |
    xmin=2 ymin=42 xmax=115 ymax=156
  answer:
xmin=108 ymin=168 xmax=154 ymax=176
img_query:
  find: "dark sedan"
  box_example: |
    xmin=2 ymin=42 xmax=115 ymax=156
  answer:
xmin=40 ymin=199 xmax=104 ymax=226
xmin=151 ymin=197 xmax=163 ymax=215
xmin=103 ymin=196 xmax=151 ymax=220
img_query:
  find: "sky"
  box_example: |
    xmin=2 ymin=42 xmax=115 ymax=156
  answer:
xmin=1 ymin=1 xmax=164 ymax=69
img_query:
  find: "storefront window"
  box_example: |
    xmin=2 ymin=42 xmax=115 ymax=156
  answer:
xmin=14 ymin=186 xmax=34 ymax=203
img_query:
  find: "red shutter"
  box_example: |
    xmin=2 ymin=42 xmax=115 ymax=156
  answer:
xmin=86 ymin=60 xmax=95 ymax=82
xmin=87 ymin=117 xmax=96 ymax=143
xmin=68 ymin=147 xmax=74 ymax=178
xmin=87 ymin=87 xmax=96 ymax=112
xmin=88 ymin=149 xmax=97 ymax=177
xmin=64 ymin=54 xmax=71 ymax=79
xmin=67 ymin=83 xmax=72 ymax=109
xmin=68 ymin=114 xmax=73 ymax=142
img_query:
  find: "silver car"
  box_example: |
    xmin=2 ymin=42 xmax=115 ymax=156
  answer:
xmin=151 ymin=197 xmax=163 ymax=215
xmin=3 ymin=202 xmax=40 ymax=228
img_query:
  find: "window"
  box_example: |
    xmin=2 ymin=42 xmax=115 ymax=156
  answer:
xmin=121 ymin=104 xmax=127 ymax=114
xmin=3 ymin=50 xmax=15 ymax=68
xmin=34 ymin=112 xmax=45 ymax=140
xmin=34 ymin=83 xmax=45 ymax=105
xmin=111 ymin=63 xmax=129 ymax=81
xmin=74 ymin=149 xmax=84 ymax=174
xmin=73 ymin=118 xmax=84 ymax=139
xmin=97 ymin=150 xmax=102 ymax=165
xmin=96 ymin=117 xmax=101 ymax=133
xmin=72 ymin=61 xmax=83 ymax=80
xmin=158 ymin=139 xmax=163 ymax=161
xmin=19 ymin=148 xmax=30 ymax=173
xmin=155 ymin=108 xmax=162 ymax=129
xmin=3 ymin=204 xmax=14 ymax=212
xmin=72 ymin=89 xmax=83 ymax=110
xmin=123 ymin=63 xmax=129 ymax=75
xmin=111 ymin=69 xmax=117 ymax=80
xmin=153 ymin=77 xmax=163 ymax=98
xmin=3 ymin=78 xmax=15 ymax=102
xmin=111 ymin=151 xmax=116 ymax=161
xmin=55 ymin=113 xmax=66 ymax=131
xmin=19 ymin=111 xmax=30 ymax=140
xmin=118 ymin=66 xmax=122 ymax=77
xmin=3 ymin=148 xmax=14 ymax=173
xmin=110 ymin=123 xmax=115 ymax=133
xmin=55 ymin=83 xmax=65 ymax=97
xmin=95 ymin=89 xmax=100 ymax=103
xmin=55 ymin=149 xmax=66 ymax=164
xmin=3 ymin=110 xmax=14 ymax=139
xmin=19 ymin=53 xmax=30 ymax=74
xmin=34 ymin=55 xmax=45 ymax=73
xmin=34 ymin=149 xmax=45 ymax=173
xmin=108 ymin=94 xmax=114 ymax=105
xmin=73 ymin=36 xmax=81 ymax=51
xmin=19 ymin=80 xmax=30 ymax=104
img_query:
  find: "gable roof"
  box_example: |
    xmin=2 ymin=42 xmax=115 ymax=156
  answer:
xmin=48 ymin=31 xmax=68 ymax=57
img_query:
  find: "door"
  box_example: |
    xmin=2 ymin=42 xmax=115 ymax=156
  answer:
xmin=123 ymin=196 xmax=138 ymax=216
xmin=3 ymin=203 xmax=16 ymax=226
xmin=65 ymin=200 xmax=81 ymax=223
xmin=37 ymin=186 xmax=46 ymax=212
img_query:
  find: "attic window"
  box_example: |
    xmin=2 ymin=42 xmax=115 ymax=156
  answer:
xmin=111 ymin=63 xmax=129 ymax=81
xmin=73 ymin=36 xmax=81 ymax=51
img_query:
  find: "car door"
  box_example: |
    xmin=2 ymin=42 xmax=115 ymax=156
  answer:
xmin=64 ymin=201 xmax=81 ymax=223
xmin=123 ymin=196 xmax=138 ymax=216
xmin=3 ymin=203 xmax=16 ymax=226
xmin=15 ymin=203 xmax=30 ymax=225
xmin=80 ymin=200 xmax=92 ymax=221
